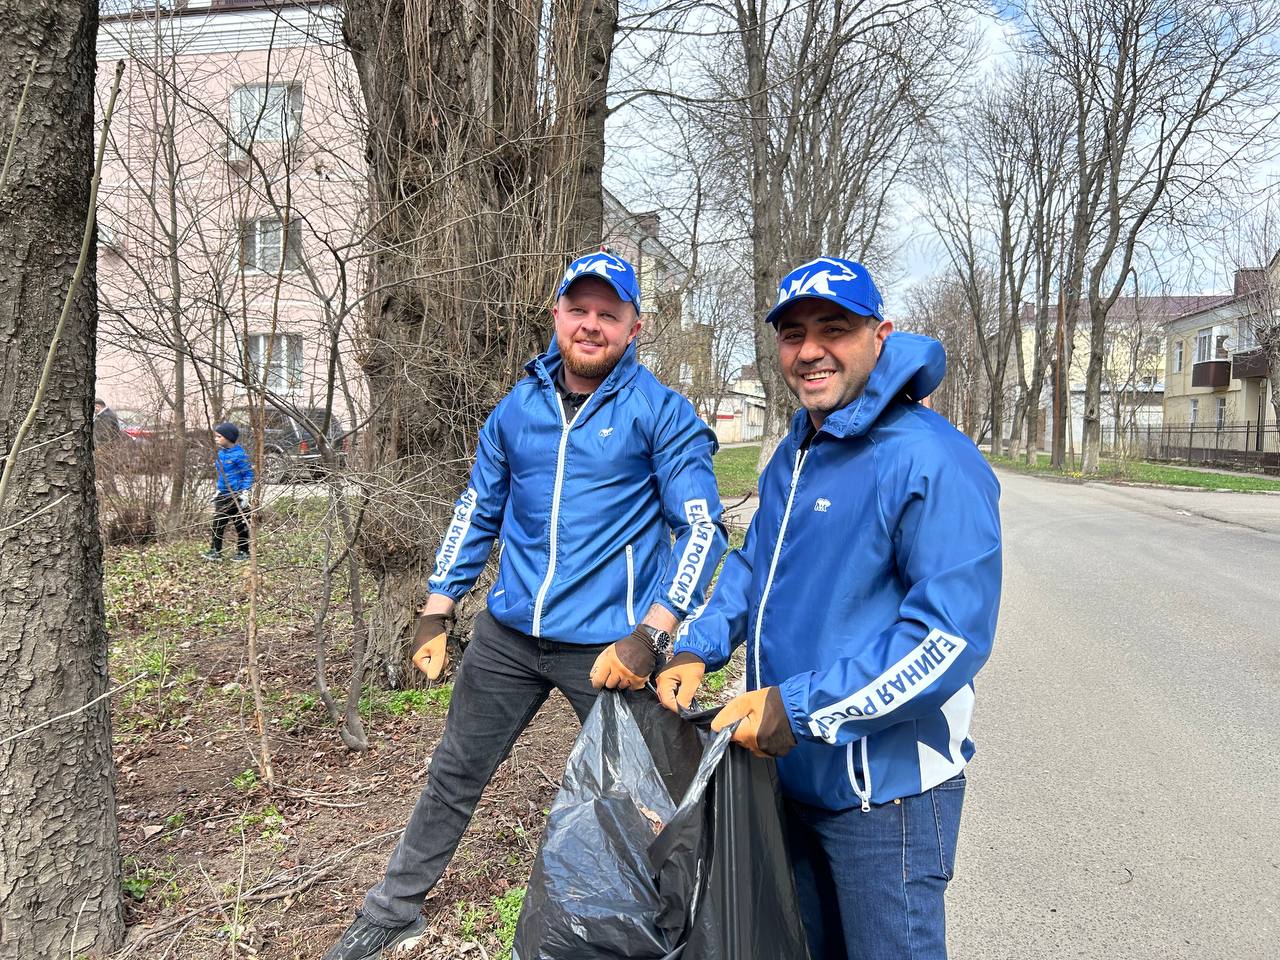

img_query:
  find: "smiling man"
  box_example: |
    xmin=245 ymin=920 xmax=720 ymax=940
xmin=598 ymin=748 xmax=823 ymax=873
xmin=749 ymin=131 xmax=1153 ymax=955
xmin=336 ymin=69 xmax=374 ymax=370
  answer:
xmin=656 ymin=257 xmax=1002 ymax=960
xmin=323 ymin=251 xmax=727 ymax=960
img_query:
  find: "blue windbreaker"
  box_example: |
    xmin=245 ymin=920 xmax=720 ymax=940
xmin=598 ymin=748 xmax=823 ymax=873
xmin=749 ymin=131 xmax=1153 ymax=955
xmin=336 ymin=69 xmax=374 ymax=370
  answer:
xmin=674 ymin=333 xmax=1002 ymax=811
xmin=215 ymin=444 xmax=254 ymax=494
xmin=428 ymin=338 xmax=728 ymax=646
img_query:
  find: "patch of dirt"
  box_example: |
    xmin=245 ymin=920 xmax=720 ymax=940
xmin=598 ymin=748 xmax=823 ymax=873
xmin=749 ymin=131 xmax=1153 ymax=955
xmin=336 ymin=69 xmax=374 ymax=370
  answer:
xmin=102 ymin=520 xmax=744 ymax=960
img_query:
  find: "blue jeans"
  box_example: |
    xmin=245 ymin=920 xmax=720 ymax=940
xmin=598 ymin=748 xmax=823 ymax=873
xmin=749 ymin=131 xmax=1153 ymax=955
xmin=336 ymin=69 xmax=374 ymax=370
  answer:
xmin=784 ymin=773 xmax=966 ymax=960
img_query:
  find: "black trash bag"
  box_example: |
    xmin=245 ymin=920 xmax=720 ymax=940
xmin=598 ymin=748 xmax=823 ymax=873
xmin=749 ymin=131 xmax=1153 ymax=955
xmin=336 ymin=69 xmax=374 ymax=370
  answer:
xmin=513 ymin=689 xmax=810 ymax=960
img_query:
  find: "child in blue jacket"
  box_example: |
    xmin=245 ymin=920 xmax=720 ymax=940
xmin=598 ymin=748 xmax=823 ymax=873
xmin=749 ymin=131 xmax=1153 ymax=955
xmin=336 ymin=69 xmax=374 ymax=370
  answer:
xmin=203 ymin=422 xmax=254 ymax=561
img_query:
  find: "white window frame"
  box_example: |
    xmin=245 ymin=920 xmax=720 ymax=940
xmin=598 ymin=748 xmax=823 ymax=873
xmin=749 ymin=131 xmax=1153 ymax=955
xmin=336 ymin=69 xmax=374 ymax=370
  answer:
xmin=1216 ymin=397 xmax=1227 ymax=430
xmin=240 ymin=217 xmax=303 ymax=273
xmin=1189 ymin=398 xmax=1199 ymax=424
xmin=1173 ymin=339 xmax=1184 ymax=373
xmin=1194 ymin=327 xmax=1213 ymax=364
xmin=245 ymin=333 xmax=303 ymax=395
xmin=229 ymin=82 xmax=303 ymax=147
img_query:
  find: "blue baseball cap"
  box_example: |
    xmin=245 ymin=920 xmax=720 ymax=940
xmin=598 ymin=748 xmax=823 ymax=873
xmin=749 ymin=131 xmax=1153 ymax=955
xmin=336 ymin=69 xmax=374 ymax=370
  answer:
xmin=765 ymin=257 xmax=884 ymax=326
xmin=555 ymin=251 xmax=642 ymax=313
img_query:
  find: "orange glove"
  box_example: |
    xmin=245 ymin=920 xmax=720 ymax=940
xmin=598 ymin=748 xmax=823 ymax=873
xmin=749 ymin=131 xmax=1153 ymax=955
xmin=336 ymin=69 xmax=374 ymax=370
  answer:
xmin=410 ymin=612 xmax=450 ymax=680
xmin=655 ymin=652 xmax=706 ymax=711
xmin=589 ymin=632 xmax=655 ymax=691
xmin=711 ymin=687 xmax=797 ymax=758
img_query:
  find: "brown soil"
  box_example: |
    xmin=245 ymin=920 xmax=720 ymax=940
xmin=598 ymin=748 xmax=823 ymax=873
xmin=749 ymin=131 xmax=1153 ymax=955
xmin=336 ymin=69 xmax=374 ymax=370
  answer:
xmin=102 ymin=519 xmax=742 ymax=960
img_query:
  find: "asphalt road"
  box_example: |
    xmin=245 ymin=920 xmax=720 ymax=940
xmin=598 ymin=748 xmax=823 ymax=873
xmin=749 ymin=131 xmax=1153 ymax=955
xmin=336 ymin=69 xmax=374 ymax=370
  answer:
xmin=948 ymin=470 xmax=1280 ymax=959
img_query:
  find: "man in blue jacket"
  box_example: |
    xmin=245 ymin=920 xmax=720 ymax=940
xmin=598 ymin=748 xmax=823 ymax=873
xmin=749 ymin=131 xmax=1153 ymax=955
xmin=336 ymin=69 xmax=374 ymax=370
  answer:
xmin=324 ymin=251 xmax=728 ymax=960
xmin=203 ymin=421 xmax=253 ymax=562
xmin=656 ymin=257 xmax=1001 ymax=960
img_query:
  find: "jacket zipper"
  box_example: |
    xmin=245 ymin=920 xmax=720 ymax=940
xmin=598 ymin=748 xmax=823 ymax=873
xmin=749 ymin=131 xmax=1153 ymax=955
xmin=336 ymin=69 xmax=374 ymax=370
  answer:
xmin=625 ymin=544 xmax=636 ymax=627
xmin=532 ymin=392 xmax=586 ymax=637
xmin=752 ymin=447 xmax=807 ymax=689
xmin=847 ymin=737 xmax=872 ymax=812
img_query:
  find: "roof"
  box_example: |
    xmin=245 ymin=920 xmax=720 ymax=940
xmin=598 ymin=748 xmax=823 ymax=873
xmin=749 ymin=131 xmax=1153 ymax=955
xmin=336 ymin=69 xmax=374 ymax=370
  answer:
xmin=1019 ymin=294 xmax=1233 ymax=327
xmin=602 ymin=188 xmax=682 ymax=265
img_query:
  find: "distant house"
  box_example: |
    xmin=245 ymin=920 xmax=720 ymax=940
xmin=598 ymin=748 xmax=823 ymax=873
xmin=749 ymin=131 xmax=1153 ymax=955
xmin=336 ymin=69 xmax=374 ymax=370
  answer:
xmin=94 ymin=0 xmax=366 ymax=426
xmin=1020 ymin=294 xmax=1228 ymax=451
xmin=1161 ymin=268 xmax=1277 ymax=466
xmin=710 ymin=365 xmax=765 ymax=445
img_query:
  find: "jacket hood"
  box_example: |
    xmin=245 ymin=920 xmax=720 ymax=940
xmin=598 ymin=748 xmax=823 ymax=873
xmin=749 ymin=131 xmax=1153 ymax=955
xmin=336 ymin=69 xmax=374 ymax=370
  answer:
xmin=527 ymin=335 xmax=642 ymax=397
xmin=790 ymin=332 xmax=946 ymax=441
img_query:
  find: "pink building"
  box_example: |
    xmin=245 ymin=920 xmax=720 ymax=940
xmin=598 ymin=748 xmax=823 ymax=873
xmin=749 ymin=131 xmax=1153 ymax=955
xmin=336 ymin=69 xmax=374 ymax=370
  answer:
xmin=95 ymin=0 xmax=367 ymax=434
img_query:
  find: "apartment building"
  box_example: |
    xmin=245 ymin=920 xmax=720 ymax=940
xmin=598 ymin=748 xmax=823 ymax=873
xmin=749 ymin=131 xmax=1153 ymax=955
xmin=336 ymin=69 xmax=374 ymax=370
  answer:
xmin=95 ymin=0 xmax=367 ymax=430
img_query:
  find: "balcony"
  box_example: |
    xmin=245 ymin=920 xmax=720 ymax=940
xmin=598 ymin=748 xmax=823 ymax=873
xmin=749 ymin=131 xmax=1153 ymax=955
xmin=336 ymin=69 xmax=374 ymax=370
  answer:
xmin=1191 ymin=359 xmax=1231 ymax=389
xmin=1232 ymin=348 xmax=1268 ymax=380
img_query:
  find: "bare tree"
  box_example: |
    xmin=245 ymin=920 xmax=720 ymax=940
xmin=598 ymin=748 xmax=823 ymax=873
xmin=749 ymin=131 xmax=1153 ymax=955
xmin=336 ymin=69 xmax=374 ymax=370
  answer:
xmin=905 ymin=274 xmax=986 ymax=437
xmin=0 ymin=4 xmax=125 ymax=956
xmin=702 ymin=0 xmax=973 ymax=465
xmin=924 ymin=70 xmax=1044 ymax=457
xmin=1025 ymin=0 xmax=1280 ymax=473
xmin=97 ymin=8 xmax=380 ymax=750
xmin=343 ymin=0 xmax=621 ymax=681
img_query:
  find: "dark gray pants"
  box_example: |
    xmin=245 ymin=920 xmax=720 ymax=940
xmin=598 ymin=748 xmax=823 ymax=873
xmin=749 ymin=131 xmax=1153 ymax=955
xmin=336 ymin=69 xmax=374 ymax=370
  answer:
xmin=362 ymin=609 xmax=606 ymax=926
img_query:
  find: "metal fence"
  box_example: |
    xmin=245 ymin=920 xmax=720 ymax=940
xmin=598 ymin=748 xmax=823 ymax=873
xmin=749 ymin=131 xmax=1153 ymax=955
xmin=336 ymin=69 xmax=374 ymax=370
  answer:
xmin=1114 ymin=419 xmax=1280 ymax=471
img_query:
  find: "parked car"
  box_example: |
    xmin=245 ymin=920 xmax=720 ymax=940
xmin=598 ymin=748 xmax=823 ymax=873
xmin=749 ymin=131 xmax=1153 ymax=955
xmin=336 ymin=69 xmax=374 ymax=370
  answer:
xmin=226 ymin=406 xmax=350 ymax=483
xmin=113 ymin=408 xmax=161 ymax=443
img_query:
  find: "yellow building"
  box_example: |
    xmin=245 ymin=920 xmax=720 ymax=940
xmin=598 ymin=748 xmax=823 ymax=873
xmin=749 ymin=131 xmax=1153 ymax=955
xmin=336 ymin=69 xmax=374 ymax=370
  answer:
xmin=1161 ymin=268 xmax=1276 ymax=464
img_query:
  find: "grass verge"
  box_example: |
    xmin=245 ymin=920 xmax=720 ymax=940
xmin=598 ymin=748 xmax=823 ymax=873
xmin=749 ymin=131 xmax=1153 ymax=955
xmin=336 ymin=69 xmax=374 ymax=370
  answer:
xmin=987 ymin=453 xmax=1280 ymax=493
xmin=713 ymin=445 xmax=760 ymax=499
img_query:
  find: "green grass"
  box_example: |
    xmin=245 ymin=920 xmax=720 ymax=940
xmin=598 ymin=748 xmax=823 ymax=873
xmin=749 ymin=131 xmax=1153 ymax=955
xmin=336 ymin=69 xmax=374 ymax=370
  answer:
xmin=703 ymin=668 xmax=728 ymax=693
xmin=713 ymin=445 xmax=761 ymax=498
xmin=493 ymin=886 xmax=525 ymax=960
xmin=987 ymin=453 xmax=1280 ymax=492
xmin=359 ymin=683 xmax=453 ymax=720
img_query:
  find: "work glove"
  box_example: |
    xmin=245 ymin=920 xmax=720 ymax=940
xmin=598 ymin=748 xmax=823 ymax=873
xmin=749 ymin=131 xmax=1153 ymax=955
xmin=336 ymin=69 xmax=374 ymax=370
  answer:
xmin=236 ymin=492 xmax=249 ymax=512
xmin=410 ymin=612 xmax=451 ymax=680
xmin=711 ymin=686 xmax=797 ymax=758
xmin=655 ymin=651 xmax=706 ymax=712
xmin=589 ymin=628 xmax=658 ymax=691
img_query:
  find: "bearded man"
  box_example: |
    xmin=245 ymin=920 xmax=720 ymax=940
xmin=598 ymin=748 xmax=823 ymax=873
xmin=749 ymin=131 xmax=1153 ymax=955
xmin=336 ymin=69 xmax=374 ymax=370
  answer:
xmin=323 ymin=251 xmax=727 ymax=960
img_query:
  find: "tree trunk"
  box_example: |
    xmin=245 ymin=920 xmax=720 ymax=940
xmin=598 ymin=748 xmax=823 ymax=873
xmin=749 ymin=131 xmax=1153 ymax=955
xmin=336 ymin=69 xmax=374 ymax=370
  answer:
xmin=1081 ymin=300 xmax=1107 ymax=473
xmin=0 ymin=2 xmax=125 ymax=955
xmin=344 ymin=0 xmax=616 ymax=684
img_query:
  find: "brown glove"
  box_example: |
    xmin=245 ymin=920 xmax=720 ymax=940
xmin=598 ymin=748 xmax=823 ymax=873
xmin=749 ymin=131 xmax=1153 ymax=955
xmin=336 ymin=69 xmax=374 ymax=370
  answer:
xmin=711 ymin=687 xmax=797 ymax=758
xmin=410 ymin=612 xmax=451 ymax=680
xmin=655 ymin=651 xmax=707 ymax=711
xmin=589 ymin=629 xmax=657 ymax=691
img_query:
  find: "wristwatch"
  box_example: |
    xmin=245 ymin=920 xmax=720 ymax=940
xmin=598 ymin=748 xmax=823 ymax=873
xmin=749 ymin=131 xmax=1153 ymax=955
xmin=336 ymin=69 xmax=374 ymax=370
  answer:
xmin=635 ymin=623 xmax=673 ymax=658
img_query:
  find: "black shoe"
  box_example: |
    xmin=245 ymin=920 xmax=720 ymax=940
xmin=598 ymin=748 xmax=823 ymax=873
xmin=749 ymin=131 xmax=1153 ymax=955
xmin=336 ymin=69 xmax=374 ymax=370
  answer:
xmin=321 ymin=914 xmax=427 ymax=960
xmin=230 ymin=550 xmax=250 ymax=562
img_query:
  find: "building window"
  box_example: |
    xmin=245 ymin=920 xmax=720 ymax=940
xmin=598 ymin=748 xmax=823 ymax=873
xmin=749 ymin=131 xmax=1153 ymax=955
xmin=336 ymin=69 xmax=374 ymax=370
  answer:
xmin=1216 ymin=397 xmax=1227 ymax=429
xmin=1195 ymin=325 xmax=1231 ymax=363
xmin=1194 ymin=328 xmax=1211 ymax=363
xmin=1173 ymin=340 xmax=1183 ymax=373
xmin=246 ymin=333 xmax=303 ymax=394
xmin=240 ymin=217 xmax=302 ymax=273
xmin=230 ymin=83 xmax=303 ymax=145
xmin=1189 ymin=398 xmax=1198 ymax=424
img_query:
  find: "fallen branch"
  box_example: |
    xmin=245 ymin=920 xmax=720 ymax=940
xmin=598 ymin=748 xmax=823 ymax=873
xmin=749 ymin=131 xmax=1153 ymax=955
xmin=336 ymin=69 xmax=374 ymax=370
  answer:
xmin=114 ymin=827 xmax=404 ymax=956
